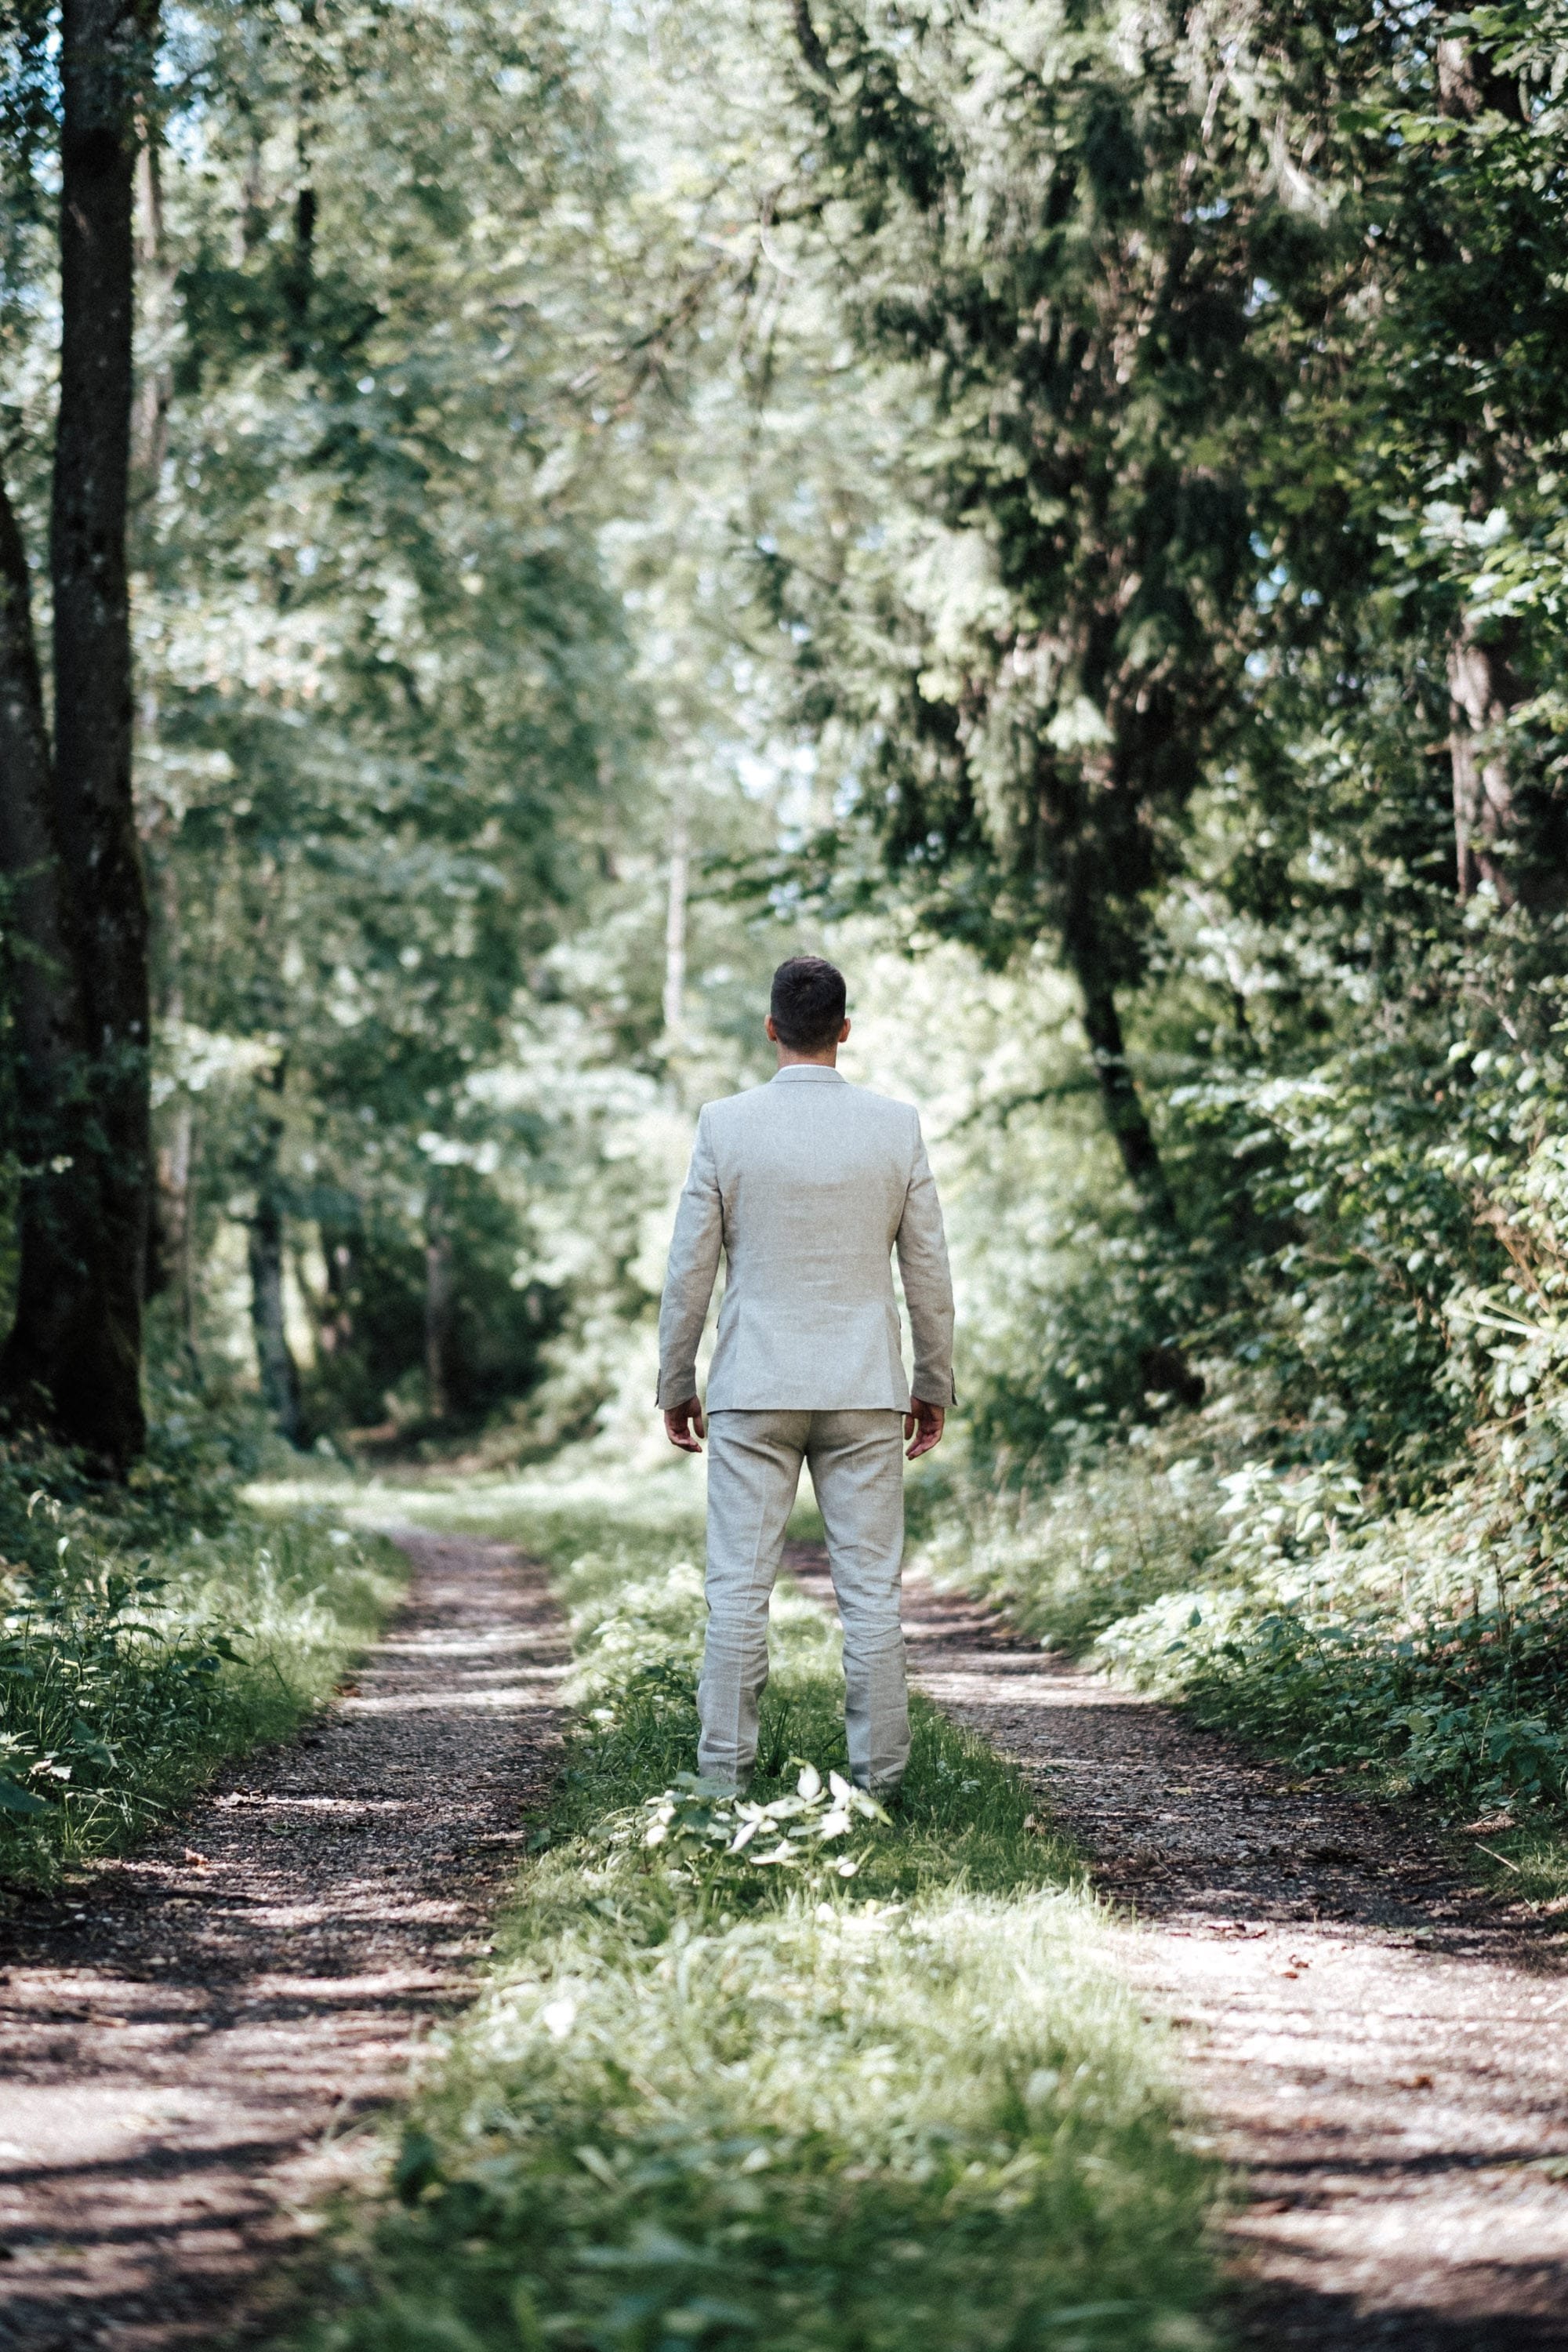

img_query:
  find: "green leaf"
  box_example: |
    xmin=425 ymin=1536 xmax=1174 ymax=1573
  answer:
xmin=0 ymin=1777 xmax=52 ymax=1815
xmin=393 ymin=2128 xmax=442 ymax=2205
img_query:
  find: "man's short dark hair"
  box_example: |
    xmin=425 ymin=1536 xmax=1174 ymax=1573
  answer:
xmin=770 ymin=956 xmax=847 ymax=1051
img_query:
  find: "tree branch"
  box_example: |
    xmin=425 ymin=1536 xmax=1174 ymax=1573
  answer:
xmin=792 ymin=0 xmax=835 ymax=85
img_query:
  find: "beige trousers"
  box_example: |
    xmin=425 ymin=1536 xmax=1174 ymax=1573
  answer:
xmin=699 ymin=1408 xmax=909 ymax=1792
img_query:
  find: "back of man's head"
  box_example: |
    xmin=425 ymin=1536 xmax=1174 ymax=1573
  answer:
xmin=770 ymin=956 xmax=847 ymax=1052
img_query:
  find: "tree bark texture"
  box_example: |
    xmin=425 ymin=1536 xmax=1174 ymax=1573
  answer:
xmin=424 ymin=1207 xmax=455 ymax=1421
xmin=319 ymin=1228 xmax=356 ymax=1359
xmin=1448 ymin=627 xmax=1518 ymax=903
xmin=0 ymin=0 xmax=158 ymax=1465
xmin=1059 ymin=891 xmax=1178 ymax=1230
xmin=152 ymin=1099 xmax=196 ymax=1350
xmin=662 ymin=808 xmax=688 ymax=1041
xmin=1433 ymin=38 xmax=1525 ymax=898
xmin=248 ymin=1191 xmax=302 ymax=1445
xmin=143 ymin=718 xmax=188 ymax=1321
xmin=792 ymin=0 xmax=836 ymax=84
xmin=245 ymin=1060 xmax=300 ymax=1442
xmin=0 ymin=476 xmax=125 ymax=1446
xmin=0 ymin=479 xmax=83 ymax=1098
xmin=130 ymin=137 xmax=174 ymax=502
xmin=45 ymin=0 xmax=158 ymax=1462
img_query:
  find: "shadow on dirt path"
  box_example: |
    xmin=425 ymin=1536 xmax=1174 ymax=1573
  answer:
xmin=0 ymin=1530 xmax=566 ymax=2352
xmin=786 ymin=1544 xmax=1568 ymax=2351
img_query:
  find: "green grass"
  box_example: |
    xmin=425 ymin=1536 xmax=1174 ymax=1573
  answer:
xmin=0 ymin=1495 xmax=404 ymax=1889
xmin=1450 ymin=1819 xmax=1568 ymax=1909
xmin=913 ymin=1441 xmax=1222 ymax=1657
xmin=289 ymin=1483 xmax=1224 ymax=2352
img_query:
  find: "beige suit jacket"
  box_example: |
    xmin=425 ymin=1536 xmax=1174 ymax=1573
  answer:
xmin=656 ymin=1065 xmax=956 ymax=1413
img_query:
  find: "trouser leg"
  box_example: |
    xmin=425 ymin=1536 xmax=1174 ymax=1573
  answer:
xmin=806 ymin=1409 xmax=909 ymax=1792
xmin=699 ymin=1410 xmax=808 ymax=1788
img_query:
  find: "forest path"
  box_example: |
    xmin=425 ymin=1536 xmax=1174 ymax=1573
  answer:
xmin=789 ymin=1545 xmax=1568 ymax=2351
xmin=0 ymin=1530 xmax=566 ymax=2352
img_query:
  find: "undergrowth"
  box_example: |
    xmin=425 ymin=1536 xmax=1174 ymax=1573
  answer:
xmin=294 ymin=1488 xmax=1223 ymax=2352
xmin=0 ymin=1482 xmax=402 ymax=1889
xmin=925 ymin=1420 xmax=1568 ymax=1828
xmin=915 ymin=1436 xmax=1224 ymax=1656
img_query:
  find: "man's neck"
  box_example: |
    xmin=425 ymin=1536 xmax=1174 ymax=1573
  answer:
xmin=775 ymin=1046 xmax=838 ymax=1070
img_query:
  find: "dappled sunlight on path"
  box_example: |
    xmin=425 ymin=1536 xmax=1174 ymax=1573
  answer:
xmin=789 ymin=1546 xmax=1568 ymax=2351
xmin=0 ymin=1534 xmax=565 ymax=2351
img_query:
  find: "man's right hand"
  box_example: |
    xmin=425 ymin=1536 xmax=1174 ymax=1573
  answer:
xmin=903 ymin=1397 xmax=945 ymax=1461
xmin=663 ymin=1397 xmax=706 ymax=1454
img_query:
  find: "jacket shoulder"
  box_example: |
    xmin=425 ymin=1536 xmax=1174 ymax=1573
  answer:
xmin=845 ymin=1082 xmax=918 ymax=1112
xmin=842 ymin=1083 xmax=922 ymax=1133
xmin=699 ymin=1080 xmax=918 ymax=1134
xmin=696 ymin=1086 xmax=762 ymax=1126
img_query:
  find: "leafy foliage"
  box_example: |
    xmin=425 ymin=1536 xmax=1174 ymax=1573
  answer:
xmin=0 ymin=1490 xmax=401 ymax=1887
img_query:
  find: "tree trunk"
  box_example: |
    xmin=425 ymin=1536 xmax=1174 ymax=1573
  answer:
xmin=792 ymin=0 xmax=835 ymax=83
xmin=285 ymin=30 xmax=316 ymax=373
xmin=1060 ymin=901 xmax=1178 ymax=1229
xmin=142 ymin=700 xmax=192 ymax=1330
xmin=154 ymin=1102 xmax=196 ymax=1348
xmin=1447 ymin=626 xmax=1518 ymax=903
xmin=130 ymin=135 xmax=173 ymax=501
xmin=248 ymin=1188 xmax=301 ymax=1445
xmin=318 ymin=1226 xmax=356 ymax=1358
xmin=663 ymin=807 xmax=688 ymax=1040
xmin=0 ymin=476 xmax=85 ymax=1127
xmin=424 ymin=1204 xmax=455 ymax=1421
xmin=0 ymin=474 xmax=120 ymax=1446
xmin=29 ymin=0 xmax=160 ymax=1466
xmin=245 ymin=1056 xmax=299 ymax=1439
xmin=1436 ymin=37 xmax=1528 ymax=128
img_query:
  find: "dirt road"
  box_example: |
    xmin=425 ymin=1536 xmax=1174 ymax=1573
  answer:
xmin=0 ymin=1531 xmax=566 ymax=2352
xmin=789 ymin=1547 xmax=1568 ymax=2350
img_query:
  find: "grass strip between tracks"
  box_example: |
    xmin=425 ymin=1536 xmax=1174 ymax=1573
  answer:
xmin=296 ymin=1486 xmax=1223 ymax=2352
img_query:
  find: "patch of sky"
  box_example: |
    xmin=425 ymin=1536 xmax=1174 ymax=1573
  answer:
xmin=736 ymin=742 xmax=815 ymax=809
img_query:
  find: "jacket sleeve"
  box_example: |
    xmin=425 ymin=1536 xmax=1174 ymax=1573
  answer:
xmin=895 ymin=1113 xmax=956 ymax=1406
xmin=656 ymin=1108 xmax=724 ymax=1408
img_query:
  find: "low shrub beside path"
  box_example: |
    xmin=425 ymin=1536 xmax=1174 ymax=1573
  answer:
xmin=0 ymin=1475 xmax=403 ymax=1889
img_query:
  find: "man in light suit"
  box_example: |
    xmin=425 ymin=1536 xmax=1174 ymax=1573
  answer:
xmin=657 ymin=955 xmax=956 ymax=1795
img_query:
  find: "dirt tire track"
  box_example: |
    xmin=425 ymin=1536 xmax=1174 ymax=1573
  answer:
xmin=0 ymin=1530 xmax=566 ymax=2352
xmin=786 ymin=1544 xmax=1568 ymax=2350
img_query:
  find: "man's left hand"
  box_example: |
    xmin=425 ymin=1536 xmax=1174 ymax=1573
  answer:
xmin=663 ymin=1396 xmax=706 ymax=1454
xmin=904 ymin=1398 xmax=945 ymax=1461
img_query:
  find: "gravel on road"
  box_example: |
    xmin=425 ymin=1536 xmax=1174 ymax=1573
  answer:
xmin=0 ymin=1530 xmax=566 ymax=2352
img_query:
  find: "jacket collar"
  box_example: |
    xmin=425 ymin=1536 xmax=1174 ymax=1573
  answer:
xmin=770 ymin=1064 xmax=846 ymax=1083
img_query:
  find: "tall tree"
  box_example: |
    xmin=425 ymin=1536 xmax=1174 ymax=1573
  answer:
xmin=757 ymin=0 xmax=1376 ymax=1222
xmin=129 ymin=0 xmax=634 ymax=1430
xmin=0 ymin=0 xmax=158 ymax=1468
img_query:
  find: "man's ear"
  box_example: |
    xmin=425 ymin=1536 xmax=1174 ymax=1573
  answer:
xmin=839 ymin=1017 xmax=851 ymax=1043
xmin=765 ymin=1014 xmax=779 ymax=1042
